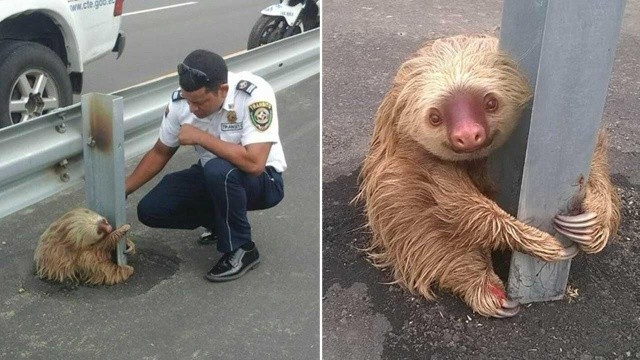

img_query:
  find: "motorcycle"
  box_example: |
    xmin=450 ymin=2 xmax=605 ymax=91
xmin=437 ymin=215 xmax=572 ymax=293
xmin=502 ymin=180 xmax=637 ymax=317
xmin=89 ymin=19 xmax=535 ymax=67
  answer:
xmin=247 ymin=0 xmax=320 ymax=50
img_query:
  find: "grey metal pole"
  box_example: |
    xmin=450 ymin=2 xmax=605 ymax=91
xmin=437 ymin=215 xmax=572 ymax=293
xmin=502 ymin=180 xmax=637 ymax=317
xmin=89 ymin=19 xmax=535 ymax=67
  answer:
xmin=81 ymin=93 xmax=127 ymax=266
xmin=492 ymin=0 xmax=626 ymax=303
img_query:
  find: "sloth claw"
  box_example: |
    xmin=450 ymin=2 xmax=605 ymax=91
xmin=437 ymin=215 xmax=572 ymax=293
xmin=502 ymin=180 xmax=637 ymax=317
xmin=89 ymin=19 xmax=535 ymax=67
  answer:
xmin=555 ymin=212 xmax=597 ymax=223
xmin=554 ymin=225 xmax=592 ymax=245
xmin=558 ymin=243 xmax=579 ymax=260
xmin=556 ymin=226 xmax=594 ymax=235
xmin=493 ymin=302 xmax=520 ymax=318
xmin=486 ymin=286 xmax=520 ymax=318
xmin=553 ymin=217 xmax=598 ymax=229
xmin=553 ymin=212 xmax=599 ymax=249
xmin=501 ymin=298 xmax=520 ymax=309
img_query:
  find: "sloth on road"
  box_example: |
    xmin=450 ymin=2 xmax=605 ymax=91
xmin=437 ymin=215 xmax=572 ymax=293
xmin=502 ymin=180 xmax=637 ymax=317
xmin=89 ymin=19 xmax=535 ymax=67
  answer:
xmin=34 ymin=208 xmax=135 ymax=285
xmin=356 ymin=35 xmax=620 ymax=318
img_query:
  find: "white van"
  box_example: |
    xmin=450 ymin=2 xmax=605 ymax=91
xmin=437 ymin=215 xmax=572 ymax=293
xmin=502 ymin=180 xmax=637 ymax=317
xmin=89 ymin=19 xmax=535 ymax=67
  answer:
xmin=0 ymin=0 xmax=125 ymax=128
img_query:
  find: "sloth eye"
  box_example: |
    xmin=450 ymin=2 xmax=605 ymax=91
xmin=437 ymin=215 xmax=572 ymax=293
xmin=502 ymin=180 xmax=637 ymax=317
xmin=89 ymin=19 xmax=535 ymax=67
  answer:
xmin=429 ymin=113 xmax=442 ymax=126
xmin=485 ymin=95 xmax=498 ymax=112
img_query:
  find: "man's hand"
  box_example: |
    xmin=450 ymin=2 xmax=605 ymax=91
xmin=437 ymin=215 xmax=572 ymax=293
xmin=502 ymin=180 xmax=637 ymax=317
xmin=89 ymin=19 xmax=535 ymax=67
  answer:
xmin=179 ymin=124 xmax=207 ymax=146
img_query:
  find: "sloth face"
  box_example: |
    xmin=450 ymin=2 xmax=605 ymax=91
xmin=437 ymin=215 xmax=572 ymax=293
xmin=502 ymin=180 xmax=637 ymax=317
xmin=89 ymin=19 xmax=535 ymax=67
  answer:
xmin=395 ymin=36 xmax=531 ymax=161
xmin=96 ymin=218 xmax=113 ymax=240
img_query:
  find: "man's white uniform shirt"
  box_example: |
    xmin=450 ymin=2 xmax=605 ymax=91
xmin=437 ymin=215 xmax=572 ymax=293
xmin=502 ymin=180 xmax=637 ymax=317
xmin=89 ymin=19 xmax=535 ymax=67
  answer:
xmin=158 ymin=71 xmax=287 ymax=173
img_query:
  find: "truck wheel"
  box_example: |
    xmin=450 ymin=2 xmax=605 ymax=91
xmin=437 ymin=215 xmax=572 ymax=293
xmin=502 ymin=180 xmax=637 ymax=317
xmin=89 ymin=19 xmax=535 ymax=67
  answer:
xmin=0 ymin=40 xmax=73 ymax=128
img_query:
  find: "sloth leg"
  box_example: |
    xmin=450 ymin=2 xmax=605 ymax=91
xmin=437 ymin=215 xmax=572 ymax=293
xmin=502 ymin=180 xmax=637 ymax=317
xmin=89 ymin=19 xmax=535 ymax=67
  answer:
xmin=103 ymin=263 xmax=134 ymax=285
xmin=553 ymin=131 xmax=621 ymax=253
xmin=79 ymin=252 xmax=133 ymax=285
xmin=88 ymin=262 xmax=134 ymax=285
xmin=124 ymin=238 xmax=136 ymax=254
xmin=440 ymin=249 xmax=519 ymax=318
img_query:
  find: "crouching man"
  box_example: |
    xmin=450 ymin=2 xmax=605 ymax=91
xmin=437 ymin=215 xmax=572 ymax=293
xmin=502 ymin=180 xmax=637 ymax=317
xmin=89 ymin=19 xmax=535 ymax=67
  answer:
xmin=125 ymin=49 xmax=286 ymax=282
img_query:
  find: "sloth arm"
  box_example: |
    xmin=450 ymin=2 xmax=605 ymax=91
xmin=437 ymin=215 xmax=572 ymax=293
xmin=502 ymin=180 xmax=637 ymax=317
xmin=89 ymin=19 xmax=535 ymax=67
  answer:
xmin=568 ymin=130 xmax=621 ymax=253
xmin=95 ymin=224 xmax=131 ymax=252
xmin=364 ymin=158 xmax=574 ymax=262
xmin=427 ymin=165 xmax=576 ymax=261
xmin=586 ymin=131 xmax=620 ymax=234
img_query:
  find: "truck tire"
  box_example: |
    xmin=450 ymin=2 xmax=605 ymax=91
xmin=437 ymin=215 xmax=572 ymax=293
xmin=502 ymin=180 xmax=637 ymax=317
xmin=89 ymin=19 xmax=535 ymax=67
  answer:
xmin=0 ymin=40 xmax=73 ymax=128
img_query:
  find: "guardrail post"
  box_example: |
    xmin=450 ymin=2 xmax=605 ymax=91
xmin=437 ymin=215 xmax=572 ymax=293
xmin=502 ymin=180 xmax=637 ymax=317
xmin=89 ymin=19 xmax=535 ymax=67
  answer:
xmin=491 ymin=0 xmax=626 ymax=303
xmin=81 ymin=93 xmax=127 ymax=266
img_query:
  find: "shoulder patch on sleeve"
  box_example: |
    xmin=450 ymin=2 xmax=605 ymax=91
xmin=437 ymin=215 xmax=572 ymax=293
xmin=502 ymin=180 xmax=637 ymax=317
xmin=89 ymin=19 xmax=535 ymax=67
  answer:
xmin=236 ymin=80 xmax=257 ymax=95
xmin=171 ymin=90 xmax=184 ymax=102
xmin=248 ymin=101 xmax=273 ymax=131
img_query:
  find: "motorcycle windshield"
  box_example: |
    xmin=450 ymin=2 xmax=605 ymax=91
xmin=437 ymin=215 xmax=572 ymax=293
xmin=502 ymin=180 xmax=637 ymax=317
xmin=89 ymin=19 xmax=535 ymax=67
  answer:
xmin=261 ymin=3 xmax=305 ymax=26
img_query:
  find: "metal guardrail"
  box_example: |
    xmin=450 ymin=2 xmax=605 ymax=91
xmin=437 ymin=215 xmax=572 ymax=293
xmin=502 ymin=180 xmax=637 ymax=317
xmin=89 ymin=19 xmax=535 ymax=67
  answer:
xmin=0 ymin=30 xmax=320 ymax=219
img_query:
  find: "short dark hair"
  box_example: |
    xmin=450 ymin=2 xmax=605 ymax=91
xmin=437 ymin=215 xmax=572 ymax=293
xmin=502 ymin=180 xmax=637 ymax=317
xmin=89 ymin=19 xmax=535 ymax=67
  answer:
xmin=178 ymin=49 xmax=228 ymax=92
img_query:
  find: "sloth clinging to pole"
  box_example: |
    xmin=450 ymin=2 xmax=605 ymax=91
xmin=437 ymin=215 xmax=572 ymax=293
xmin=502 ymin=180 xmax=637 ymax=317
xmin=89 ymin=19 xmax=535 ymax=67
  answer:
xmin=356 ymin=35 xmax=620 ymax=318
xmin=34 ymin=208 xmax=135 ymax=285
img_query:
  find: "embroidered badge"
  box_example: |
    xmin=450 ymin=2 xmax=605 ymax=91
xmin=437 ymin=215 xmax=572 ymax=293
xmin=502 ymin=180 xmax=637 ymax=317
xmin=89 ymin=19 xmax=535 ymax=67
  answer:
xmin=249 ymin=101 xmax=273 ymax=131
xmin=236 ymin=80 xmax=257 ymax=95
xmin=227 ymin=111 xmax=237 ymax=123
xmin=171 ymin=90 xmax=184 ymax=102
xmin=227 ymin=103 xmax=237 ymax=123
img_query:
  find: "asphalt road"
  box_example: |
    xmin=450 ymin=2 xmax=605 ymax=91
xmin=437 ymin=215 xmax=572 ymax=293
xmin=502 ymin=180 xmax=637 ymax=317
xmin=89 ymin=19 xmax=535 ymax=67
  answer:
xmin=0 ymin=76 xmax=320 ymax=359
xmin=82 ymin=0 xmax=273 ymax=94
xmin=322 ymin=1 xmax=640 ymax=359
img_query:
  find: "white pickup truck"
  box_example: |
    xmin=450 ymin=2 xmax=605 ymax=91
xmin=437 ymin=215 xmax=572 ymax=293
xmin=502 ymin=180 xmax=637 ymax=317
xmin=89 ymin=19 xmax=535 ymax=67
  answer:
xmin=0 ymin=0 xmax=125 ymax=128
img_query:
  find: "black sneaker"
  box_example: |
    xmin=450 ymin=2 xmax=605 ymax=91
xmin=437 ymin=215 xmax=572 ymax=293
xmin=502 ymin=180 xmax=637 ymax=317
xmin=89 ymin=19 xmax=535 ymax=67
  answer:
xmin=205 ymin=246 xmax=260 ymax=282
xmin=197 ymin=228 xmax=218 ymax=245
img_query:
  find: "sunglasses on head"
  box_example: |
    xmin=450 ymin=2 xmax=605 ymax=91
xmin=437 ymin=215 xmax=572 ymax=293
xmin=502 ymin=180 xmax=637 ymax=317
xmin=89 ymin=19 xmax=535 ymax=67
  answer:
xmin=177 ymin=63 xmax=210 ymax=85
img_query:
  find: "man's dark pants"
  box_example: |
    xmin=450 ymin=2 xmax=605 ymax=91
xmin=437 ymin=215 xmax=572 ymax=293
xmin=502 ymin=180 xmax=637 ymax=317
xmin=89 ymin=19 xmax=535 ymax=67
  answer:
xmin=137 ymin=158 xmax=284 ymax=253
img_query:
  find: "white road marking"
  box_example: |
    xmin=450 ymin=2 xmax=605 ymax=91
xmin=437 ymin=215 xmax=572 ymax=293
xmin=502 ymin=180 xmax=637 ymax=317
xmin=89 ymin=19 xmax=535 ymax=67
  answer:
xmin=113 ymin=49 xmax=246 ymax=93
xmin=123 ymin=2 xmax=198 ymax=17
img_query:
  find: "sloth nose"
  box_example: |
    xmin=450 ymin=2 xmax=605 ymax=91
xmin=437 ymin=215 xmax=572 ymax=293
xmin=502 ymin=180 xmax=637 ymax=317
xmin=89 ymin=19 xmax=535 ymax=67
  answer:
xmin=450 ymin=122 xmax=486 ymax=152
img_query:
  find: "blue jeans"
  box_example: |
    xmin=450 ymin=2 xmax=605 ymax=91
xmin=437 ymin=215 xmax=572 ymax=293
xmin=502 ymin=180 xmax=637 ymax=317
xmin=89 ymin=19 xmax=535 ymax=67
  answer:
xmin=137 ymin=158 xmax=284 ymax=253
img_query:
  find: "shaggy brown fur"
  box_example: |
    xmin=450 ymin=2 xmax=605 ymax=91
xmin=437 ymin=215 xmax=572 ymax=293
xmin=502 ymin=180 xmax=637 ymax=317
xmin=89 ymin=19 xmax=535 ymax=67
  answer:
xmin=577 ymin=131 xmax=621 ymax=253
xmin=356 ymin=35 xmax=620 ymax=317
xmin=34 ymin=208 xmax=135 ymax=285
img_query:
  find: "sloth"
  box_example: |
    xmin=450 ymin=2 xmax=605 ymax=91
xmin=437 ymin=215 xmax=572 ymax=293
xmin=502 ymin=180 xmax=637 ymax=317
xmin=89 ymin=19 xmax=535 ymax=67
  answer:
xmin=356 ymin=35 xmax=620 ymax=318
xmin=34 ymin=208 xmax=136 ymax=285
